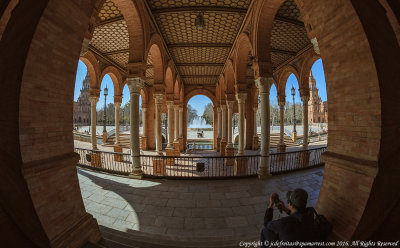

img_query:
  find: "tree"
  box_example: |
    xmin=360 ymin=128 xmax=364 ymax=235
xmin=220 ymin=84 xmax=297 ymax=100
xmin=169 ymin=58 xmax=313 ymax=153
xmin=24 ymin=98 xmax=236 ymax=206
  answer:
xmin=202 ymin=103 xmax=214 ymax=125
xmin=187 ymin=104 xmax=198 ymax=124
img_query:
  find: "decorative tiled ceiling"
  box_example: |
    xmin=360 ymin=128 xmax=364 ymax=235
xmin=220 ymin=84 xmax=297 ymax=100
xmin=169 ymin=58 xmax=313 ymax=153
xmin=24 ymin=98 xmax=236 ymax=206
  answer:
xmin=145 ymin=53 xmax=154 ymax=84
xmin=146 ymin=0 xmax=250 ymax=85
xmin=89 ymin=0 xmax=128 ymax=69
xmin=271 ymin=0 xmax=310 ymax=68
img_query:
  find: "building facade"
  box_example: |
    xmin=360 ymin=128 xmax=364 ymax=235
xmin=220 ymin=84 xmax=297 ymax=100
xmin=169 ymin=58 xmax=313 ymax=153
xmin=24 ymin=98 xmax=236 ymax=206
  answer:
xmin=308 ymin=72 xmax=328 ymax=123
xmin=73 ymin=73 xmax=91 ymax=126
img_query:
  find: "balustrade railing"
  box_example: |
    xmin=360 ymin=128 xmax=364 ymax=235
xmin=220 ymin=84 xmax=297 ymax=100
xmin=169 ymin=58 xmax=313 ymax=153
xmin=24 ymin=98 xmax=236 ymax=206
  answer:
xmin=75 ymin=146 xmax=326 ymax=178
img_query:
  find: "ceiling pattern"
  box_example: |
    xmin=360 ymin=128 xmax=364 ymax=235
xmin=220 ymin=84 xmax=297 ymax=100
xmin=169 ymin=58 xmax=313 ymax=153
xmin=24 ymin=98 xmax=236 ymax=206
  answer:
xmin=146 ymin=0 xmax=250 ymax=85
xmin=271 ymin=0 xmax=310 ymax=68
xmin=87 ymin=0 xmax=310 ymax=86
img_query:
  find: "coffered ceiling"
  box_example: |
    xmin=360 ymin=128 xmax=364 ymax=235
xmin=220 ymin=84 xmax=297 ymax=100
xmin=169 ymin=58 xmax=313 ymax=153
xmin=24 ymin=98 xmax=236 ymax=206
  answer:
xmin=88 ymin=0 xmax=310 ymax=86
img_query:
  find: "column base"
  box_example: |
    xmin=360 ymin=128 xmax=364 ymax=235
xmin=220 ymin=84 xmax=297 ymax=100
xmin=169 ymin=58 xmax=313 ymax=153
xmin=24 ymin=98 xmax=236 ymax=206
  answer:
xmin=220 ymin=141 xmax=227 ymax=156
xmin=89 ymin=152 xmax=102 ymax=168
xmin=153 ymin=158 xmax=166 ymax=176
xmin=225 ymin=147 xmax=235 ymax=166
xmin=140 ymin=136 xmax=148 ymax=150
xmin=173 ymin=141 xmax=180 ymax=155
xmin=292 ymin=131 xmax=297 ymax=142
xmin=113 ymin=145 xmax=123 ymax=162
xmin=102 ymin=131 xmax=107 ymax=143
xmin=129 ymin=171 xmax=143 ymax=180
xmin=234 ymin=157 xmax=248 ymax=176
xmin=166 ymin=148 xmax=177 ymax=166
xmin=216 ymin=137 xmax=221 ymax=152
xmin=298 ymin=150 xmax=311 ymax=168
xmin=179 ymin=138 xmax=184 ymax=152
xmin=277 ymin=144 xmax=287 ymax=162
xmin=257 ymin=156 xmax=272 ymax=179
xmin=252 ymin=136 xmax=259 ymax=150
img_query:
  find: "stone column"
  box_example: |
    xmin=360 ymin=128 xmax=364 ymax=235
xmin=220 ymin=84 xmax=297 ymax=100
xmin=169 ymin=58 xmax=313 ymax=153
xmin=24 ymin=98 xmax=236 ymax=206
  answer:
xmin=252 ymin=107 xmax=259 ymax=150
xmin=277 ymin=100 xmax=286 ymax=153
xmin=173 ymin=105 xmax=180 ymax=154
xmin=179 ymin=107 xmax=184 ymax=151
xmin=154 ymin=94 xmax=164 ymax=156
xmin=255 ymin=77 xmax=273 ymax=179
xmin=302 ymin=96 xmax=310 ymax=150
xmin=216 ymin=107 xmax=222 ymax=152
xmin=127 ymin=78 xmax=144 ymax=179
xmin=236 ymin=93 xmax=247 ymax=156
xmin=114 ymin=102 xmax=121 ymax=145
xmin=225 ymin=100 xmax=235 ymax=160
xmin=166 ymin=101 xmax=174 ymax=149
xmin=220 ymin=105 xmax=227 ymax=156
xmin=89 ymin=96 xmax=99 ymax=150
xmin=141 ymin=107 xmax=148 ymax=150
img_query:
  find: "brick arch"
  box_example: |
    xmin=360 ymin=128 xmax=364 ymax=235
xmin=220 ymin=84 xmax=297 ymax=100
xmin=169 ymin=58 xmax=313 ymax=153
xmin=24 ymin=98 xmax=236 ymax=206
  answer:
xmin=184 ymin=89 xmax=216 ymax=107
xmin=298 ymin=52 xmax=320 ymax=96
xmin=80 ymin=51 xmax=100 ymax=93
xmin=278 ymin=65 xmax=300 ymax=99
xmin=224 ymin=59 xmax=235 ymax=97
xmin=1 ymin=0 xmax=400 ymax=245
xmin=104 ymin=0 xmax=145 ymax=62
xmin=165 ymin=61 xmax=175 ymax=98
xmin=100 ymin=66 xmax=123 ymax=97
xmin=146 ymin=34 xmax=164 ymax=84
xmin=217 ymin=74 xmax=225 ymax=101
xmin=179 ymin=84 xmax=184 ymax=103
xmin=0 ymin=0 xmax=18 ymax=39
xmin=234 ymin=32 xmax=253 ymax=85
xmin=174 ymin=76 xmax=181 ymax=101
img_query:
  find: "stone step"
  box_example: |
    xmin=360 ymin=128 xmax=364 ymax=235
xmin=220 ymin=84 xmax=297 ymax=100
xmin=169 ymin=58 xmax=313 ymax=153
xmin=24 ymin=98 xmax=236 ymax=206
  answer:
xmin=99 ymin=225 xmax=258 ymax=248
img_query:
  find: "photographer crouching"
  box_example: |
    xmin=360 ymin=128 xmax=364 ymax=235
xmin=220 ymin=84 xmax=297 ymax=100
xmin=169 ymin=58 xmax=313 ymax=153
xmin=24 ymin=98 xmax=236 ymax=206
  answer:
xmin=260 ymin=188 xmax=317 ymax=246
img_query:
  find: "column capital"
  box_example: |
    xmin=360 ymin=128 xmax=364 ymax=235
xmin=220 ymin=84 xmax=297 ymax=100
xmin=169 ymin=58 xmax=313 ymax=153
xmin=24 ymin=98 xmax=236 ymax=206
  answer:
xmin=301 ymin=95 xmax=310 ymax=103
xmin=142 ymin=107 xmax=147 ymax=112
xmin=278 ymin=101 xmax=285 ymax=108
xmin=253 ymin=107 xmax=258 ymax=112
xmin=153 ymin=94 xmax=164 ymax=104
xmin=179 ymin=107 xmax=183 ymax=113
xmin=226 ymin=100 xmax=234 ymax=109
xmin=236 ymin=93 xmax=247 ymax=103
xmin=277 ymin=94 xmax=286 ymax=104
xmin=220 ymin=104 xmax=227 ymax=111
xmin=89 ymin=96 xmax=99 ymax=104
xmin=127 ymin=77 xmax=145 ymax=94
xmin=114 ymin=101 xmax=121 ymax=108
xmin=217 ymin=107 xmax=222 ymax=113
xmin=166 ymin=101 xmax=174 ymax=107
xmin=174 ymin=104 xmax=180 ymax=110
xmin=255 ymin=77 xmax=273 ymax=94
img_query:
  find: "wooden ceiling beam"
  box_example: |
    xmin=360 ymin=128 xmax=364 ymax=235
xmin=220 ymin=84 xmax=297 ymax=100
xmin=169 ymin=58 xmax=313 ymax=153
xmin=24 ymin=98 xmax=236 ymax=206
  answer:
xmin=274 ymin=16 xmax=304 ymax=27
xmin=176 ymin=63 xmax=224 ymax=66
xmin=270 ymin=48 xmax=297 ymax=56
xmin=181 ymin=75 xmax=219 ymax=78
xmin=169 ymin=43 xmax=232 ymax=48
xmin=94 ymin=16 xmax=124 ymax=27
xmin=104 ymin=49 xmax=129 ymax=56
xmin=151 ymin=6 xmax=248 ymax=14
xmin=88 ymin=45 xmax=126 ymax=74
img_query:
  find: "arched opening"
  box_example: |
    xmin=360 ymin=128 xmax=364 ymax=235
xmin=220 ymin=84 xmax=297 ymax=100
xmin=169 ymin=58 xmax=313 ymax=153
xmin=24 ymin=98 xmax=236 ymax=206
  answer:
xmin=284 ymin=73 xmax=302 ymax=140
xmin=186 ymin=95 xmax=214 ymax=151
xmin=73 ymin=60 xmax=91 ymax=130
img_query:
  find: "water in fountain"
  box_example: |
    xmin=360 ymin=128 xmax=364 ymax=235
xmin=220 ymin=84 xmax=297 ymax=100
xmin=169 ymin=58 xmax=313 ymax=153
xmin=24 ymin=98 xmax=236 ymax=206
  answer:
xmin=188 ymin=116 xmax=212 ymax=128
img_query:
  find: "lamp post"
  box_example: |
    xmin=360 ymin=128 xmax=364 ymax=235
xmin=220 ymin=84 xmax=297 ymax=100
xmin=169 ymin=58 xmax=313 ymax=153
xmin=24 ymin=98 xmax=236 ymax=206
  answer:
xmin=122 ymin=108 xmax=125 ymax=127
xmin=103 ymin=85 xmax=108 ymax=132
xmin=291 ymin=86 xmax=297 ymax=142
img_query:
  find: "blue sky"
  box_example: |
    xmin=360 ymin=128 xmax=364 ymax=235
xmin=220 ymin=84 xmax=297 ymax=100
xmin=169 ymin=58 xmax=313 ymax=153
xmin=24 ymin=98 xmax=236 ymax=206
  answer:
xmin=74 ymin=58 xmax=326 ymax=111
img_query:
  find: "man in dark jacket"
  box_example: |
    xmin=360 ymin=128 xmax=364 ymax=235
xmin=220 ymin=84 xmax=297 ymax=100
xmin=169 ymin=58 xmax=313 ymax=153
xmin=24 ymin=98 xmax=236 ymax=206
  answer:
xmin=260 ymin=188 xmax=315 ymax=246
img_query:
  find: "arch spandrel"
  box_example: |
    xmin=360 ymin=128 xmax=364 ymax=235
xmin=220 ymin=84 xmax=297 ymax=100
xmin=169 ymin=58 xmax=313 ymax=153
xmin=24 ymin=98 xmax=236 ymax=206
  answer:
xmin=79 ymin=51 xmax=100 ymax=94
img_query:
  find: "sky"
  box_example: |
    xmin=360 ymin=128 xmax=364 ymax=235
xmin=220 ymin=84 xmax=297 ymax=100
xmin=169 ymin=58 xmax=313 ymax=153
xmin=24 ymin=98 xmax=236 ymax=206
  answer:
xmin=74 ymin=58 xmax=326 ymax=112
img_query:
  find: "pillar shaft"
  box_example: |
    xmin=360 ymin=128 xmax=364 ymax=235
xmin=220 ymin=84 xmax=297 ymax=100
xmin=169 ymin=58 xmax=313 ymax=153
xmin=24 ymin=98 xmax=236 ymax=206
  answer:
xmin=302 ymin=96 xmax=310 ymax=150
xmin=166 ymin=101 xmax=174 ymax=148
xmin=217 ymin=107 xmax=222 ymax=138
xmin=142 ymin=107 xmax=147 ymax=137
xmin=255 ymin=77 xmax=273 ymax=179
xmin=89 ymin=96 xmax=98 ymax=150
xmin=114 ymin=102 xmax=121 ymax=144
xmin=221 ymin=105 xmax=227 ymax=142
xmin=127 ymin=78 xmax=144 ymax=178
xmin=279 ymin=101 xmax=285 ymax=145
xmin=174 ymin=105 xmax=179 ymax=142
xmin=179 ymin=107 xmax=183 ymax=138
xmin=253 ymin=107 xmax=258 ymax=137
xmin=236 ymin=93 xmax=247 ymax=155
xmin=154 ymin=94 xmax=164 ymax=155
xmin=226 ymin=101 xmax=234 ymax=148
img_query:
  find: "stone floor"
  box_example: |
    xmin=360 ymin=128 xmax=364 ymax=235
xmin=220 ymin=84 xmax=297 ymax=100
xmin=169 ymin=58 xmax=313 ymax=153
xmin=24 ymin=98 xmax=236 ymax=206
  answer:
xmin=78 ymin=167 xmax=324 ymax=240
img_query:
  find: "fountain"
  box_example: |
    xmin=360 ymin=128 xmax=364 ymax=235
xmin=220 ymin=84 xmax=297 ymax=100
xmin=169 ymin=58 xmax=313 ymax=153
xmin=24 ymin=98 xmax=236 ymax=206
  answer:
xmin=188 ymin=116 xmax=212 ymax=129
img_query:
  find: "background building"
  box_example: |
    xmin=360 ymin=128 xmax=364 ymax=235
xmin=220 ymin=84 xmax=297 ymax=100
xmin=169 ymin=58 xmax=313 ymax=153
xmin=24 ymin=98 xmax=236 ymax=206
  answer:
xmin=308 ymin=72 xmax=328 ymax=123
xmin=73 ymin=73 xmax=91 ymax=126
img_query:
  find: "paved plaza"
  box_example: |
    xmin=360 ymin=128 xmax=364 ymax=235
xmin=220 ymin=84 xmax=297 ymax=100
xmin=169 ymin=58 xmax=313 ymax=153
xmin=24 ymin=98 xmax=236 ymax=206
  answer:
xmin=78 ymin=167 xmax=324 ymax=242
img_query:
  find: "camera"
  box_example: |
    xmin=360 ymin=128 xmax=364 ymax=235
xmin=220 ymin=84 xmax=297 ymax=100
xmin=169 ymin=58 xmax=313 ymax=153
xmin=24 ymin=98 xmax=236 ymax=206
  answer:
xmin=273 ymin=194 xmax=283 ymax=213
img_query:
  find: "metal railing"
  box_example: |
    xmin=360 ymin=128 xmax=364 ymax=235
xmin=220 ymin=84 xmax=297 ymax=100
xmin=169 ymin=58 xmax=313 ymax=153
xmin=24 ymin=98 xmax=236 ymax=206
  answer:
xmin=75 ymin=146 xmax=326 ymax=179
